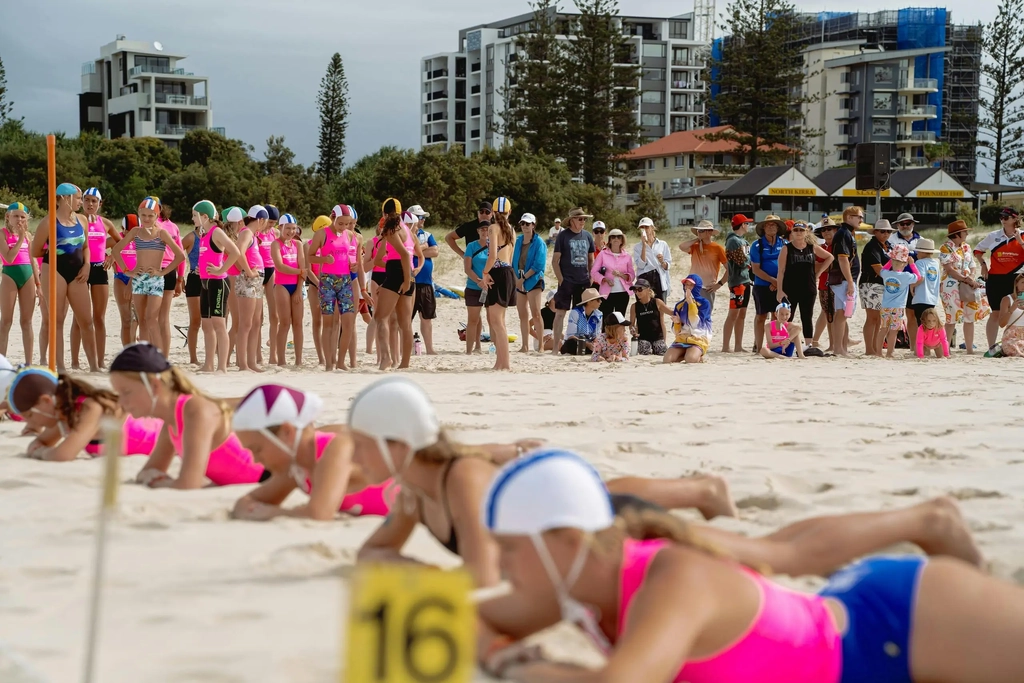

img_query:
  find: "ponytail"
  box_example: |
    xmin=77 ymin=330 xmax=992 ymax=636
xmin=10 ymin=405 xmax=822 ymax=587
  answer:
xmin=380 ymin=212 xmax=401 ymax=237
xmin=413 ymin=430 xmax=493 ymax=464
xmin=494 ymin=212 xmax=514 ymax=248
xmin=55 ymin=374 xmax=120 ymax=429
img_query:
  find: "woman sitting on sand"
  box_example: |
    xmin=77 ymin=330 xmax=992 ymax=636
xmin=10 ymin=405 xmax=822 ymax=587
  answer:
xmin=664 ymin=274 xmax=712 ymax=364
xmin=476 ymin=450 xmax=1024 ymax=683
xmin=6 ymin=366 xmax=162 ymax=461
xmin=347 ymin=377 xmax=979 ymax=586
xmin=107 ymin=343 xmax=267 ymax=489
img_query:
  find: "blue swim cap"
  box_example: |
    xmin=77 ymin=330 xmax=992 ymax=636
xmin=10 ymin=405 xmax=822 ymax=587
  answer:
xmin=56 ymin=183 xmax=79 ymax=197
xmin=7 ymin=366 xmax=58 ymax=417
xmin=5 ymin=202 xmax=30 ymax=215
xmin=264 ymin=205 xmax=280 ymax=222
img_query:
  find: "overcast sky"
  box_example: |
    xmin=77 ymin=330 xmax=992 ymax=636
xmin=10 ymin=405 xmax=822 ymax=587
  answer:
xmin=3 ymin=0 xmax=996 ymax=168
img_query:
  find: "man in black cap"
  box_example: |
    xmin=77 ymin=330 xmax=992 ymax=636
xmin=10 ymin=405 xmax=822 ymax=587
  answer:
xmin=444 ymin=201 xmax=493 ymax=258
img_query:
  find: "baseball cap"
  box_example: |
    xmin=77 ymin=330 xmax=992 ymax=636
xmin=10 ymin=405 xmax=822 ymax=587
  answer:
xmin=1000 ymin=207 xmax=1020 ymax=218
xmin=408 ymin=204 xmax=430 ymax=218
xmin=225 ymin=207 xmax=245 ymax=223
xmin=233 ymin=384 xmax=323 ymax=431
xmin=347 ymin=377 xmax=440 ymax=453
xmin=637 ymin=217 xmax=654 ymax=228
xmin=606 ymin=311 xmax=627 ymax=326
xmin=592 ymin=221 xmax=606 ymax=232
xmin=110 ymin=342 xmax=172 ymax=374
xmin=520 ymin=213 xmax=536 ymax=224
xmin=482 ymin=449 xmax=614 ymax=535
xmin=192 ymin=200 xmax=216 ymax=220
xmin=247 ymin=205 xmax=269 ymax=220
xmin=731 ymin=214 xmax=752 ymax=228
xmin=630 ymin=277 xmax=652 ymax=291
xmin=478 ymin=201 xmax=493 ymax=212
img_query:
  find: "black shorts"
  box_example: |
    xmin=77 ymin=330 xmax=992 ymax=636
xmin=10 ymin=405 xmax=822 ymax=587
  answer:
xmin=88 ymin=262 xmax=109 ymax=286
xmin=554 ymin=281 xmax=588 ymax=311
xmin=465 ymin=288 xmax=484 ymax=308
xmin=486 ymin=266 xmax=517 ymax=308
xmin=986 ymin=272 xmax=1020 ymax=310
xmin=752 ymin=284 xmax=776 ymax=316
xmin=730 ymin=284 xmax=752 ymax=310
xmin=371 ymin=270 xmax=386 ymax=286
xmin=600 ymin=292 xmax=629 ymax=329
xmin=185 ymin=271 xmax=202 ymax=297
xmin=638 ymin=271 xmax=665 ymax=301
xmin=381 ymin=259 xmax=413 ymax=296
xmin=412 ymin=282 xmax=436 ymax=320
xmin=262 ymin=267 xmax=275 ymax=287
xmin=163 ymin=271 xmax=177 ymax=292
xmin=911 ymin=302 xmax=935 ymax=325
xmin=516 ymin=278 xmax=545 ymax=295
xmin=200 ymin=279 xmax=227 ymax=318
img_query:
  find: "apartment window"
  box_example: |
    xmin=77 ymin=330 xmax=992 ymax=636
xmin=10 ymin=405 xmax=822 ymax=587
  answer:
xmin=839 ymin=123 xmax=852 ymax=135
xmin=486 ymin=46 xmax=494 ymax=62
xmin=672 ymin=48 xmax=688 ymax=65
xmin=663 ymin=158 xmax=669 ymax=168
xmin=138 ymin=108 xmax=151 ymax=122
xmin=641 ymin=113 xmax=664 ymax=127
xmin=839 ymin=149 xmax=853 ymax=162
xmin=641 ymin=90 xmax=665 ymax=104
xmin=873 ymin=65 xmax=893 ymax=85
xmin=675 ymin=155 xmax=684 ymax=168
xmin=134 ymin=55 xmax=170 ymax=72
xmin=642 ymin=43 xmax=666 ymax=58
xmin=689 ymin=155 xmax=694 ymax=169
xmin=663 ymin=181 xmax=668 ymax=190
xmin=155 ymin=82 xmax=185 ymax=95
xmin=669 ymin=20 xmax=688 ymax=39
xmin=839 ymin=97 xmax=850 ymax=110
xmin=647 ymin=159 xmax=655 ymax=170
xmin=642 ymin=68 xmax=665 ymax=81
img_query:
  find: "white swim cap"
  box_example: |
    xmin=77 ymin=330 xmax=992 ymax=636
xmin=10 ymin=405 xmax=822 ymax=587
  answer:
xmin=483 ymin=449 xmax=614 ymax=535
xmin=233 ymin=384 xmax=323 ymax=431
xmin=347 ymin=378 xmax=439 ymax=452
xmin=0 ymin=353 xmax=15 ymax=408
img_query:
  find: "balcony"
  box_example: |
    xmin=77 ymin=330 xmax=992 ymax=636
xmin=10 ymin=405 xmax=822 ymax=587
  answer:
xmin=471 ymin=63 xmax=481 ymax=72
xmin=426 ymin=111 xmax=447 ymax=122
xmin=82 ymin=61 xmax=96 ymax=75
xmin=471 ymin=107 xmax=480 ymax=117
xmin=154 ymin=124 xmax=213 ymax=136
xmin=896 ymin=131 xmax=937 ymax=144
xmin=899 ymin=76 xmax=939 ymax=92
xmin=425 ymin=90 xmax=448 ymax=101
xmin=471 ymin=85 xmax=481 ymax=95
xmin=154 ymin=93 xmax=208 ymax=107
xmin=471 ymin=129 xmax=480 ymax=139
xmin=427 ymin=69 xmax=448 ymax=80
xmin=670 ymin=58 xmax=705 ymax=68
xmin=897 ymin=104 xmax=937 ymax=119
xmin=428 ymin=134 xmax=448 ymax=143
xmin=671 ymin=81 xmax=705 ymax=91
xmin=671 ymin=105 xmax=700 ymax=114
xmin=129 ymin=65 xmax=196 ymax=77
xmin=897 ymin=156 xmax=931 ymax=167
xmin=836 ymin=81 xmax=853 ymax=93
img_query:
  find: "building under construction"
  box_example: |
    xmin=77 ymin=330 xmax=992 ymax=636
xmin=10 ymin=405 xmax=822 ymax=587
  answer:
xmin=790 ymin=9 xmax=982 ymax=185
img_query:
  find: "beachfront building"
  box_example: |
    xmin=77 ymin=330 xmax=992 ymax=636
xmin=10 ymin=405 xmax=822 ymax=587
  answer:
xmin=421 ymin=9 xmax=708 ymax=155
xmin=79 ymin=37 xmax=221 ymax=148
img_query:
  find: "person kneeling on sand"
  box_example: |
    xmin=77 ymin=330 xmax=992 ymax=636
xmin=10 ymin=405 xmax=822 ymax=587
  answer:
xmin=560 ymin=288 xmax=603 ymax=355
xmin=591 ymin=311 xmax=630 ymax=361
xmin=663 ymin=275 xmax=712 ymax=364
xmin=760 ymin=302 xmax=806 ymax=358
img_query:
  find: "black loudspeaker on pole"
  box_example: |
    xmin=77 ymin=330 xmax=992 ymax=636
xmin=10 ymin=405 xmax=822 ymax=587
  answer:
xmin=855 ymin=143 xmax=892 ymax=191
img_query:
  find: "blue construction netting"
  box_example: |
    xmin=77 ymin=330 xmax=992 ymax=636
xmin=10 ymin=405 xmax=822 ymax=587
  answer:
xmin=709 ymin=38 xmax=723 ymax=127
xmin=897 ymin=7 xmax=946 ymax=137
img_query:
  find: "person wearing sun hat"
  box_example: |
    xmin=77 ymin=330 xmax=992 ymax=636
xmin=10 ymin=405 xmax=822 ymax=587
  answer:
xmin=678 ymin=219 xmax=727 ymax=309
xmin=560 ymin=287 xmax=603 ymax=355
xmin=974 ymin=206 xmax=1024 ymax=351
xmin=889 ymin=212 xmax=921 ymax=259
xmin=858 ymin=218 xmax=896 ymax=356
xmin=551 ymin=208 xmax=597 ymax=355
xmin=940 ymin=220 xmax=989 ymax=352
xmin=749 ymin=215 xmax=787 ymax=352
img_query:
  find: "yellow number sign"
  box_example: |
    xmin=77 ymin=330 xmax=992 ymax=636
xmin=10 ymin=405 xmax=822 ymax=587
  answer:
xmin=345 ymin=565 xmax=475 ymax=683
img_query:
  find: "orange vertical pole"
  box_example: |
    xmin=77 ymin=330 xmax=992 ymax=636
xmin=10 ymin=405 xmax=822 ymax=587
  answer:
xmin=46 ymin=135 xmax=57 ymax=372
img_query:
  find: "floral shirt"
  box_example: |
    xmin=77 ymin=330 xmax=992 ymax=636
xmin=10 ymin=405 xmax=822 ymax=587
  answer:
xmin=939 ymin=240 xmax=975 ymax=282
xmin=591 ymin=333 xmax=629 ymax=361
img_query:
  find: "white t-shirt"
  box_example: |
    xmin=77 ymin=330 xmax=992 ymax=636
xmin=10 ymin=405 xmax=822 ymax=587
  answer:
xmin=911 ymin=257 xmax=941 ymax=306
xmin=548 ymin=226 xmax=562 ymax=240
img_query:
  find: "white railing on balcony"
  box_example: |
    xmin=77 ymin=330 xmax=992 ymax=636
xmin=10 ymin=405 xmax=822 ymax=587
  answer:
xmin=153 ymin=94 xmax=208 ymax=106
xmin=82 ymin=62 xmax=96 ymax=75
xmin=897 ymin=131 xmax=937 ymax=143
xmin=129 ymin=65 xmax=196 ymax=77
xmin=155 ymin=124 xmax=219 ymax=136
xmin=897 ymin=104 xmax=937 ymax=117
xmin=898 ymin=157 xmax=931 ymax=167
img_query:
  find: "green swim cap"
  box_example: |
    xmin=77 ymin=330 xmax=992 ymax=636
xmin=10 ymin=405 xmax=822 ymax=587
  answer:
xmin=193 ymin=200 xmax=216 ymax=220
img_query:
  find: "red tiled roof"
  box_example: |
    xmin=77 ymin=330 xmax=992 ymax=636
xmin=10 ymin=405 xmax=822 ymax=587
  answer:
xmin=623 ymin=125 xmax=788 ymax=159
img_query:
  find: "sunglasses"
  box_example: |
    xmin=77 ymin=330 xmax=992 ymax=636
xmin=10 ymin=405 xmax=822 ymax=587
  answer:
xmin=479 ymin=209 xmax=492 ymax=214
xmin=593 ymin=229 xmax=606 ymax=234
xmin=519 ymin=221 xmax=534 ymax=226
xmin=791 ymin=226 xmax=808 ymax=231
xmin=898 ymin=221 xmax=915 ymax=226
xmin=850 ymin=215 xmax=865 ymax=220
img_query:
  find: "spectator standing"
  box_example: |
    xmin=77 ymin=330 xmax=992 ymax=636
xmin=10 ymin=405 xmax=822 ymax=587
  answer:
xmin=828 ymin=206 xmax=864 ymax=357
xmin=591 ymin=221 xmax=607 ymax=256
xmin=859 ymin=219 xmax=895 ymax=356
xmin=974 ymin=207 xmax=1024 ymax=351
xmin=722 ymin=214 xmax=753 ymax=353
xmin=551 ymin=208 xmax=596 ymax=355
xmin=678 ymin=219 xmax=727 ymax=308
xmin=408 ymin=205 xmax=438 ymax=355
xmin=591 ymin=228 xmax=635 ymax=327
xmin=910 ymin=237 xmax=942 ymax=334
xmin=547 ymin=218 xmax=562 ymax=246
xmin=632 ymin=216 xmax=672 ymax=335
xmin=877 ymin=244 xmax=921 ymax=358
xmin=749 ymin=215 xmax=788 ymax=352
xmin=889 ymin=212 xmax=921 ymax=258
xmin=513 ymin=213 xmax=547 ymax=353
xmin=776 ymin=220 xmax=833 ymax=349
xmin=812 ymin=218 xmax=837 ymax=352
xmin=940 ymin=220 xmax=989 ymax=353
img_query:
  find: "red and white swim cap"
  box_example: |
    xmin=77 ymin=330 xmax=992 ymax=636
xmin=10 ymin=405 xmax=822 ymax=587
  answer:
xmin=233 ymin=384 xmax=323 ymax=431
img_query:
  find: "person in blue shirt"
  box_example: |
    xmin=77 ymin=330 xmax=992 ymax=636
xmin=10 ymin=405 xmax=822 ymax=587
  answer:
xmin=878 ymin=244 xmax=922 ymax=358
xmin=463 ymin=221 xmax=491 ymax=355
xmin=749 ymin=215 xmax=788 ymax=352
xmin=561 ymin=287 xmax=603 ymax=355
xmin=408 ymin=205 xmax=438 ymax=354
xmin=512 ymin=213 xmax=548 ymax=352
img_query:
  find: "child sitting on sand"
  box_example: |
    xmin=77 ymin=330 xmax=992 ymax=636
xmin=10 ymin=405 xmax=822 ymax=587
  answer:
xmin=592 ymin=311 xmax=630 ymax=362
xmin=916 ymin=307 xmax=949 ymax=358
xmin=878 ymin=244 xmax=922 ymax=359
xmin=663 ymin=275 xmax=712 ymax=364
xmin=760 ymin=302 xmax=806 ymax=358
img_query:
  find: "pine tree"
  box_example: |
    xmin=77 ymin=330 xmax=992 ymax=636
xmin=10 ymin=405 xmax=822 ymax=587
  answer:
xmin=979 ymin=0 xmax=1024 ymax=187
xmin=498 ymin=0 xmax=566 ymax=157
xmin=0 ymin=54 xmax=13 ymax=123
xmin=316 ymin=53 xmax=349 ymax=180
xmin=561 ymin=0 xmax=641 ymax=185
xmin=709 ymin=0 xmax=811 ymax=168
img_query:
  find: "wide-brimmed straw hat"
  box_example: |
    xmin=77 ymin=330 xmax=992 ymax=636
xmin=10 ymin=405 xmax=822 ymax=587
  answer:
xmin=579 ymin=288 xmax=603 ymax=305
xmin=565 ymin=207 xmax=593 ymax=220
xmin=755 ymin=215 xmax=787 ymax=237
xmin=691 ymin=219 xmax=719 ymax=236
xmin=872 ymin=219 xmax=895 ymax=232
xmin=915 ymin=238 xmax=939 ymax=254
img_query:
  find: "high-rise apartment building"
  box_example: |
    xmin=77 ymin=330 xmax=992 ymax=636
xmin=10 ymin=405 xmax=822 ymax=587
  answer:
xmin=421 ymin=9 xmax=707 ymax=156
xmin=79 ymin=37 xmax=220 ymax=148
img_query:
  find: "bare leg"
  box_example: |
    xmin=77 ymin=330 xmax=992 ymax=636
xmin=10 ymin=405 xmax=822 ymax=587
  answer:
xmin=487 ymin=303 xmax=510 ymax=371
xmin=986 ymin=302 xmax=1002 ymax=349
xmin=91 ymin=282 xmax=109 ymax=368
xmin=275 ymin=285 xmax=292 ymax=367
xmin=0 ymin=275 xmax=17 ymax=358
xmin=186 ymin=295 xmax=201 ymax=364
xmin=200 ymin=319 xmax=217 ymax=372
xmin=158 ymin=289 xmax=174 ymax=356
xmin=247 ymin=299 xmax=262 ymax=371
xmin=396 ymin=296 xmax=414 ymax=369
xmin=235 ymin=296 xmax=259 ymax=371
xmin=516 ymin=294 xmax=530 ymax=353
xmin=71 ymin=318 xmax=82 ymax=369
xmin=67 ymin=280 xmax=98 ymax=371
xmin=466 ymin=306 xmax=482 ymax=355
xmin=721 ymin=309 xmax=738 ymax=353
xmin=753 ymin=313 xmax=767 ymax=351
xmin=291 ymin=290 xmax=303 ymax=366
xmin=307 ymin=284 xmax=324 ymax=365
xmin=114 ymin=278 xmax=133 ymax=345
xmin=17 ymin=278 xmax=36 ymax=365
xmin=374 ymin=289 xmax=400 ymax=370
xmin=338 ymin=311 xmax=355 ymax=370
xmin=963 ymin=321 xmax=975 ymax=354
xmin=606 ymin=474 xmax=736 ymax=520
xmin=551 ymin=309 xmax=567 ymax=356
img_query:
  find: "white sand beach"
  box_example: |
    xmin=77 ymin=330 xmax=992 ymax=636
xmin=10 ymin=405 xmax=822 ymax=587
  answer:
xmin=2 ymin=248 xmax=1023 ymax=682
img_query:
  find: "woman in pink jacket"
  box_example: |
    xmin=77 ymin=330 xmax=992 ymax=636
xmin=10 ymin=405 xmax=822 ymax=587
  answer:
xmin=591 ymin=228 xmax=636 ymax=328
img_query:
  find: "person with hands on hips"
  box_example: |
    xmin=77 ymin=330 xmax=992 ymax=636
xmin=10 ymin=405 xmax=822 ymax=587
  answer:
xmin=749 ymin=215 xmax=788 ymax=353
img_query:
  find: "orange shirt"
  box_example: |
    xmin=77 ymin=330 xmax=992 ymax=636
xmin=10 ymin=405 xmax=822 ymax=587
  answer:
xmin=689 ymin=241 xmax=727 ymax=285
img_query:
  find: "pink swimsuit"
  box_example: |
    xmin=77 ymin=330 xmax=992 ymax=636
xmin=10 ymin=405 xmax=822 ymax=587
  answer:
xmin=307 ymin=238 xmax=322 ymax=279
xmin=384 ymin=226 xmax=414 ymax=262
xmin=370 ymin=237 xmax=386 ymax=274
xmin=117 ymin=231 xmax=136 ymax=274
xmin=769 ymin=321 xmax=790 ymax=348
xmin=274 ymin=239 xmax=300 ymax=286
xmin=74 ymin=397 xmax=164 ymax=457
xmin=166 ymin=394 xmax=265 ymax=486
xmin=617 ymin=539 xmax=841 ymax=683
xmin=158 ymin=218 xmax=186 ymax=278
xmin=320 ymin=229 xmax=352 ymax=277
xmin=2 ymin=228 xmax=31 ymax=265
xmin=87 ymin=216 xmax=107 ymax=264
xmin=198 ymin=228 xmax=225 ymax=280
xmin=258 ymin=230 xmax=276 ymax=269
xmin=291 ymin=431 xmax=396 ymax=516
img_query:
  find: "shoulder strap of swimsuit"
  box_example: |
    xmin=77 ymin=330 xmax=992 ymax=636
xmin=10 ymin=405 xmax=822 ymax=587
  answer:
xmin=439 ymin=458 xmax=460 ymax=529
xmin=170 ymin=393 xmax=190 ymax=441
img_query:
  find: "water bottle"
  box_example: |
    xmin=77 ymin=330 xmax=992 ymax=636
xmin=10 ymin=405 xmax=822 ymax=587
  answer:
xmin=488 ymin=343 xmax=496 ymax=354
xmin=844 ymin=291 xmax=856 ymax=318
xmin=413 ymin=332 xmax=423 ymax=356
xmin=630 ymin=335 xmax=639 ymax=357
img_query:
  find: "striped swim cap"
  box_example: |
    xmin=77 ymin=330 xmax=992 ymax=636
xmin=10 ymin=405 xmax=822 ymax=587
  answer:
xmin=146 ymin=195 xmax=161 ymax=206
xmin=233 ymin=384 xmax=323 ymax=431
xmin=139 ymin=198 xmax=160 ymax=211
xmin=192 ymin=200 xmax=216 ymax=220
xmin=381 ymin=198 xmax=402 ymax=216
xmin=6 ymin=202 xmax=30 ymax=215
xmin=312 ymin=215 xmax=331 ymax=232
xmin=122 ymin=214 xmax=139 ymax=231
xmin=278 ymin=213 xmax=297 ymax=226
xmin=348 ymin=205 xmax=359 ymax=221
xmin=401 ymin=211 xmax=418 ymax=225
xmin=492 ymin=196 xmax=512 ymax=215
xmin=331 ymin=204 xmax=357 ymax=219
xmin=84 ymin=187 xmax=102 ymax=200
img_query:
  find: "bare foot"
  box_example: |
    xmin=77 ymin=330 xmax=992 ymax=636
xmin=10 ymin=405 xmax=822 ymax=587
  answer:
xmin=519 ymin=346 xmax=529 ymax=353
xmin=720 ymin=348 xmax=732 ymax=353
xmin=916 ymin=497 xmax=983 ymax=568
xmin=693 ymin=474 xmax=739 ymax=520
xmin=251 ymin=365 xmax=265 ymax=373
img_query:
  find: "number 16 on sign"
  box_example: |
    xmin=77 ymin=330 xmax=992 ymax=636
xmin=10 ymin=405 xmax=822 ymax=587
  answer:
xmin=345 ymin=565 xmax=475 ymax=683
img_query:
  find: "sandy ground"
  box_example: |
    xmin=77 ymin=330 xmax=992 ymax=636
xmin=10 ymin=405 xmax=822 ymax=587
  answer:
xmin=1 ymin=241 xmax=1023 ymax=682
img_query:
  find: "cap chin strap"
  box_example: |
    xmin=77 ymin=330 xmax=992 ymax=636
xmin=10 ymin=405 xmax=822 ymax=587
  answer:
xmin=138 ymin=373 xmax=158 ymax=413
xmin=30 ymin=408 xmax=66 ymax=437
xmin=373 ymin=435 xmax=423 ymax=514
xmin=260 ymin=426 xmax=301 ymax=459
